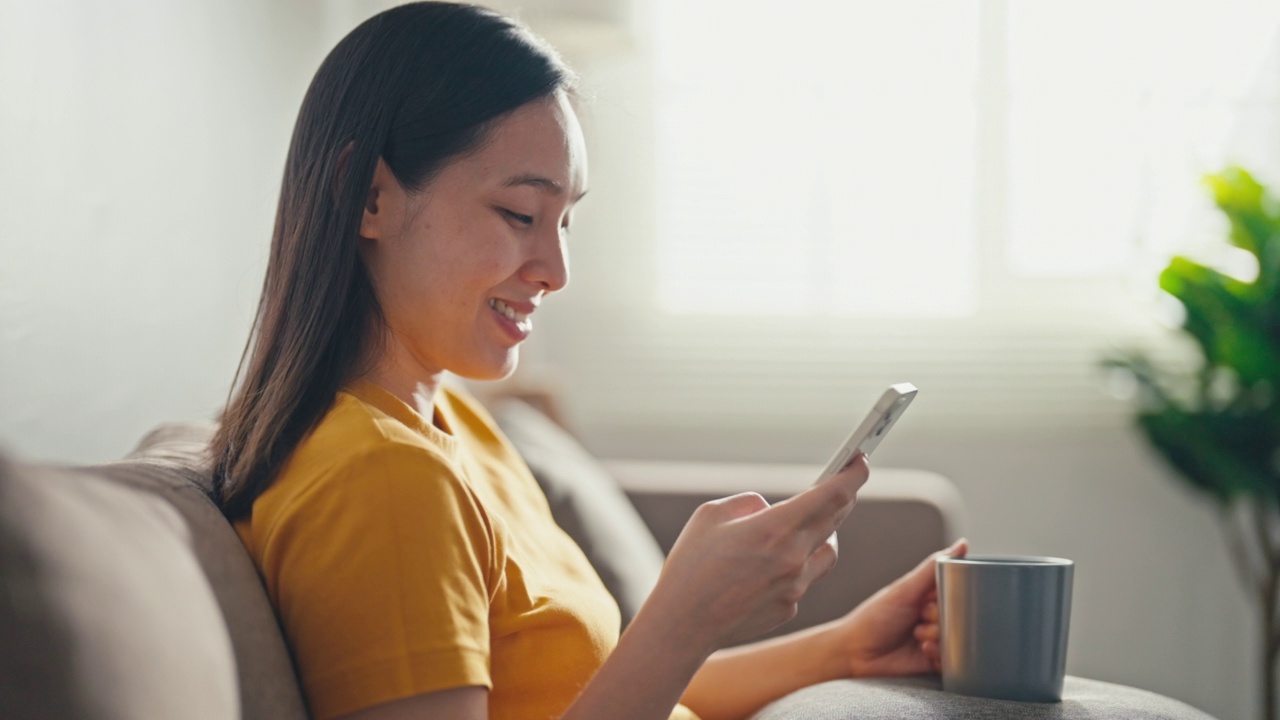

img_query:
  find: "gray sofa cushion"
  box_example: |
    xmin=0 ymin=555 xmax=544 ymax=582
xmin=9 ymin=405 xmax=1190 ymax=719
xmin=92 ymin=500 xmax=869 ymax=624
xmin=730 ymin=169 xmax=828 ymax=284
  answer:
xmin=119 ymin=422 xmax=309 ymax=720
xmin=492 ymin=399 xmax=666 ymax=626
xmin=0 ymin=450 xmax=238 ymax=720
xmin=752 ymin=676 xmax=1220 ymax=720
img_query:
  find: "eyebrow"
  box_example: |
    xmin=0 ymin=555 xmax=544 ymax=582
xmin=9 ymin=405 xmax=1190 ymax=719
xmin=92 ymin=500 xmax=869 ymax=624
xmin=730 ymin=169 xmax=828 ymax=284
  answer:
xmin=502 ymin=173 xmax=589 ymax=202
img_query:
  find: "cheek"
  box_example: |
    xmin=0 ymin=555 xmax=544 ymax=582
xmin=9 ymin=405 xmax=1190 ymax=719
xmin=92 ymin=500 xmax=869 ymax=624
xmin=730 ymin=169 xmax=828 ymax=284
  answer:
xmin=390 ymin=210 xmax=522 ymax=313
xmin=451 ymin=226 xmax=524 ymax=287
xmin=429 ymin=238 xmax=517 ymax=315
xmin=371 ymin=235 xmax=449 ymax=324
xmin=475 ymin=250 xmax=516 ymax=284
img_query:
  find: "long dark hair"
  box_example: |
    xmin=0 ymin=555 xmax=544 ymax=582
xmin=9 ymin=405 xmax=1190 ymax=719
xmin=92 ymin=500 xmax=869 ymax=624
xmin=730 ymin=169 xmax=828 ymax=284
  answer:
xmin=210 ymin=2 xmax=576 ymax=520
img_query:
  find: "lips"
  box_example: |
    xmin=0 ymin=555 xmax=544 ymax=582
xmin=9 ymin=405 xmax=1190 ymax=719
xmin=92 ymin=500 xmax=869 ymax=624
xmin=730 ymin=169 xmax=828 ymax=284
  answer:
xmin=487 ymin=297 xmax=535 ymax=341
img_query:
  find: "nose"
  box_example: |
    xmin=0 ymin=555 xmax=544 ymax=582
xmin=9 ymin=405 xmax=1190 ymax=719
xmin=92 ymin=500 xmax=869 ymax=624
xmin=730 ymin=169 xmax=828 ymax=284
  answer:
xmin=521 ymin=225 xmax=569 ymax=293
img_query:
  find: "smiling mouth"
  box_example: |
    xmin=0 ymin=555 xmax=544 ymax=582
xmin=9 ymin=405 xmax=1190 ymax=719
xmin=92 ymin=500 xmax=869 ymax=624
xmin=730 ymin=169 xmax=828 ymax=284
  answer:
xmin=488 ymin=297 xmax=533 ymax=334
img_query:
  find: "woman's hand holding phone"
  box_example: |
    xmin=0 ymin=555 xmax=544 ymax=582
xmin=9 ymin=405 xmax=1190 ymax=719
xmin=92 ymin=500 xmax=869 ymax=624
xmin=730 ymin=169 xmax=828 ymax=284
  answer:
xmin=644 ymin=454 xmax=871 ymax=656
xmin=637 ymin=384 xmax=914 ymax=660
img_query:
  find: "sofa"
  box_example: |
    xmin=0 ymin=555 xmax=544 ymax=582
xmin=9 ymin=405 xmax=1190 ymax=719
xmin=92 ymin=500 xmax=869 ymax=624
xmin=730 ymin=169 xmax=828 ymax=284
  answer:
xmin=0 ymin=399 xmax=1220 ymax=720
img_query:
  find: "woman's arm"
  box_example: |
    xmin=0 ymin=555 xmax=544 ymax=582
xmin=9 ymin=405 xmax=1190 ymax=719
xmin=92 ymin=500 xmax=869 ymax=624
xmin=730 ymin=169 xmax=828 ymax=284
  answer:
xmin=678 ymin=618 xmax=848 ymax=720
xmin=680 ymin=538 xmax=968 ymax=720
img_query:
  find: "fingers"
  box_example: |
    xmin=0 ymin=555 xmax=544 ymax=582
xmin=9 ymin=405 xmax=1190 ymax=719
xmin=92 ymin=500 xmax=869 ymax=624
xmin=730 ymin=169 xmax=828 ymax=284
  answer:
xmin=918 ymin=622 xmax=942 ymax=672
xmin=914 ymin=622 xmax=939 ymax=643
xmin=917 ymin=585 xmax=946 ymax=671
xmin=794 ymin=536 xmax=839 ymax=597
xmin=921 ymin=640 xmax=941 ymax=670
xmin=893 ymin=540 xmax=970 ymax=676
xmin=769 ymin=454 xmax=870 ymax=549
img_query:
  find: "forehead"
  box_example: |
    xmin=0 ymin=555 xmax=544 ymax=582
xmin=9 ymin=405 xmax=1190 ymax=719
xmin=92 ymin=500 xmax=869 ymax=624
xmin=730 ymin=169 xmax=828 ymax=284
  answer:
xmin=458 ymin=93 xmax=588 ymax=196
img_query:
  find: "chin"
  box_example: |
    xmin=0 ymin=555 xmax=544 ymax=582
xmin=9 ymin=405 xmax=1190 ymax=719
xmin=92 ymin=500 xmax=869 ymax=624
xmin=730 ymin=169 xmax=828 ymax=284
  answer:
xmin=456 ymin=348 xmax=520 ymax=382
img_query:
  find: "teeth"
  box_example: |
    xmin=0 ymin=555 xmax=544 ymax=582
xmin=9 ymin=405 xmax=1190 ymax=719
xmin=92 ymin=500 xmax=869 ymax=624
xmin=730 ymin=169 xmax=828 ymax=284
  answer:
xmin=488 ymin=298 xmax=530 ymax=325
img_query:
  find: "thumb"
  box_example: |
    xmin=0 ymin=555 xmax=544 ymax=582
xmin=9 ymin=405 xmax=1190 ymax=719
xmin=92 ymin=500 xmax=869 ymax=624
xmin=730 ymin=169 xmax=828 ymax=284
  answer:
xmin=891 ymin=538 xmax=968 ymax=599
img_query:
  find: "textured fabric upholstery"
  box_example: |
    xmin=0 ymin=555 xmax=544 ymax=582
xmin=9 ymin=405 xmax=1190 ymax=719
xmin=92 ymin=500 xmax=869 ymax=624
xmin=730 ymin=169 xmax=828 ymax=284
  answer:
xmin=751 ymin=676 xmax=1219 ymax=720
xmin=120 ymin=422 xmax=309 ymax=720
xmin=0 ymin=422 xmax=309 ymax=720
xmin=492 ymin=399 xmax=666 ymax=626
xmin=0 ymin=451 xmax=239 ymax=720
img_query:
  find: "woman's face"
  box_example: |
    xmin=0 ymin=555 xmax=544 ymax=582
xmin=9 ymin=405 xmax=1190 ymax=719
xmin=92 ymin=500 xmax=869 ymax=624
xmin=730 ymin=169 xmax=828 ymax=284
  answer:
xmin=360 ymin=91 xmax=587 ymax=383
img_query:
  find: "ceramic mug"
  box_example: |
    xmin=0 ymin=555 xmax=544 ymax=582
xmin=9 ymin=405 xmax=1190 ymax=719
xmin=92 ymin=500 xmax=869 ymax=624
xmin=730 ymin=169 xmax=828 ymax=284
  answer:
xmin=935 ymin=554 xmax=1074 ymax=702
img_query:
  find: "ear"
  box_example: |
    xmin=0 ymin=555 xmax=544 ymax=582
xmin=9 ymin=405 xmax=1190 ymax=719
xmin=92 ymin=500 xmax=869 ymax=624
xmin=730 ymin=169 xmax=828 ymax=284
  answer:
xmin=359 ymin=157 xmax=402 ymax=242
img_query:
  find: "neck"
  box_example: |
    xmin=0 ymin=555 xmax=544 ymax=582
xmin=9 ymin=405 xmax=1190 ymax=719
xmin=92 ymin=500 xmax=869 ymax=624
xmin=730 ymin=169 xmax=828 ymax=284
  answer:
xmin=359 ymin=330 xmax=444 ymax=424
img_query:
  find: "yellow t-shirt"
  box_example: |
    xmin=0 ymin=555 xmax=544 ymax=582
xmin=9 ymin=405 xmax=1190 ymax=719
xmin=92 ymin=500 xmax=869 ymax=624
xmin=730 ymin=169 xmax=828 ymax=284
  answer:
xmin=234 ymin=379 xmax=699 ymax=720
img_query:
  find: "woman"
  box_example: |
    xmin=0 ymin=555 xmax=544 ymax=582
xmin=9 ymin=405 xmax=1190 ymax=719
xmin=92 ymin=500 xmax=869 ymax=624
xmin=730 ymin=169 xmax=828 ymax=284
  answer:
xmin=211 ymin=4 xmax=967 ymax=720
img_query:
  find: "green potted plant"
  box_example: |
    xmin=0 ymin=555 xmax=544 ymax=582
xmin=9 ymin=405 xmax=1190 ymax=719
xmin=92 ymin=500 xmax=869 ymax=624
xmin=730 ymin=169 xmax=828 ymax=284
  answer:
xmin=1104 ymin=166 xmax=1280 ymax=720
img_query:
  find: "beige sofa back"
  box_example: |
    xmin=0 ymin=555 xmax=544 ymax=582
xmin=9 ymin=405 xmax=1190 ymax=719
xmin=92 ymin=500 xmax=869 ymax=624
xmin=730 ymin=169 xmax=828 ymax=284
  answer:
xmin=0 ymin=423 xmax=307 ymax=720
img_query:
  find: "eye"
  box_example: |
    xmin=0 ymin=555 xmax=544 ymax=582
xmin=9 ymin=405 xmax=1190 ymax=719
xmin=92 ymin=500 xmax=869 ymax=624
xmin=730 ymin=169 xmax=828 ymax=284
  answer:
xmin=499 ymin=208 xmax=534 ymax=226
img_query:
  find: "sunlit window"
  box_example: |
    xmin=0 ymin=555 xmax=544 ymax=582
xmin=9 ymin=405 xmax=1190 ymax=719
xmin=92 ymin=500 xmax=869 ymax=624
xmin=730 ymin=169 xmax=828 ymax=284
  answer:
xmin=655 ymin=0 xmax=980 ymax=317
xmin=654 ymin=0 xmax=1280 ymax=313
xmin=1008 ymin=0 xmax=1280 ymax=277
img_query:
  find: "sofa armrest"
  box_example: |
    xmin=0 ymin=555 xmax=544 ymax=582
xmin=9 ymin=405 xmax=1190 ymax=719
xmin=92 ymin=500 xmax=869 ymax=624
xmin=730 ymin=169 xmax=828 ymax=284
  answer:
xmin=748 ymin=676 xmax=1219 ymax=720
xmin=603 ymin=460 xmax=966 ymax=640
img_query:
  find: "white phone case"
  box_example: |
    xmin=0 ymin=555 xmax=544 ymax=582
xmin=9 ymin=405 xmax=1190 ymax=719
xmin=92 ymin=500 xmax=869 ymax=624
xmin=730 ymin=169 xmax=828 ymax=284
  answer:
xmin=816 ymin=382 xmax=918 ymax=483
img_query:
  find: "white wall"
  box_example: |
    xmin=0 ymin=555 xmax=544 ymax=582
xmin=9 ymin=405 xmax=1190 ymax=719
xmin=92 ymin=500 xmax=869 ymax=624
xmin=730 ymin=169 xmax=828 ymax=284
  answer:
xmin=0 ymin=0 xmax=324 ymax=463
xmin=0 ymin=2 xmax=1263 ymax=719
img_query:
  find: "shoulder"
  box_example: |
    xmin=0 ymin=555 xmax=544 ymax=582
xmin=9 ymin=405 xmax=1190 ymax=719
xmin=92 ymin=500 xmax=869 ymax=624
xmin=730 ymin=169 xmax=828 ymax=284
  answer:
xmin=247 ymin=392 xmax=489 ymax=548
xmin=250 ymin=434 xmax=503 ymax=583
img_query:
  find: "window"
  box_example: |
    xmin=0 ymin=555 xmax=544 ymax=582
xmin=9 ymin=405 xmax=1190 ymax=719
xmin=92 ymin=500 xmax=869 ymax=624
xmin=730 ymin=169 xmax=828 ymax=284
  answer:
xmin=535 ymin=0 xmax=1280 ymax=446
xmin=1006 ymin=0 xmax=1280 ymax=278
xmin=654 ymin=0 xmax=1280 ymax=311
xmin=655 ymin=0 xmax=981 ymax=317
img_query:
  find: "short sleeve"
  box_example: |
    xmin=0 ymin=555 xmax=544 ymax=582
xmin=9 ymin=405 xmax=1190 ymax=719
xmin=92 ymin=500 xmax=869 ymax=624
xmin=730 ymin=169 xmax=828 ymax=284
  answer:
xmin=257 ymin=443 xmax=501 ymax=720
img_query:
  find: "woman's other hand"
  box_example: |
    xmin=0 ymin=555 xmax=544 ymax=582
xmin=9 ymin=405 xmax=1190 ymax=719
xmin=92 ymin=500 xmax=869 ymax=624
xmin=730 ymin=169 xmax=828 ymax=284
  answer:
xmin=837 ymin=538 xmax=969 ymax=678
xmin=644 ymin=455 xmax=871 ymax=657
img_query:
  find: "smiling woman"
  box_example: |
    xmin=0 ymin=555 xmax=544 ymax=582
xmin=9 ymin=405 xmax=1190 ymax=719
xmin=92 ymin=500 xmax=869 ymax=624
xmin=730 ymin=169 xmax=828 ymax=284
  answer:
xmin=209 ymin=2 xmax=581 ymax=522
xmin=208 ymin=4 xmax=958 ymax=720
xmin=356 ymin=93 xmax=586 ymax=392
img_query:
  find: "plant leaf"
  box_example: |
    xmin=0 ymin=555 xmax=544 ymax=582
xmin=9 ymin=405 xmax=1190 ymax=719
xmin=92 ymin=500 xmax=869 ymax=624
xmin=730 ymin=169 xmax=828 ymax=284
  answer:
xmin=1137 ymin=408 xmax=1276 ymax=504
xmin=1159 ymin=257 xmax=1280 ymax=387
xmin=1203 ymin=167 xmax=1273 ymax=261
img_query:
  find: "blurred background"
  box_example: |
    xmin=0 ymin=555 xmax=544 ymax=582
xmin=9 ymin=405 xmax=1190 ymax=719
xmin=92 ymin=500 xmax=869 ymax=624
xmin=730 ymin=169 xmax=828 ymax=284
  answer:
xmin=2 ymin=0 xmax=1279 ymax=717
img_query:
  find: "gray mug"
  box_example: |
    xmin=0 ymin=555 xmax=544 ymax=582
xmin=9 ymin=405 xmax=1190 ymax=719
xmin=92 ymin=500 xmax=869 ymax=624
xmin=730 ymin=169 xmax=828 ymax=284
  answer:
xmin=935 ymin=554 xmax=1074 ymax=703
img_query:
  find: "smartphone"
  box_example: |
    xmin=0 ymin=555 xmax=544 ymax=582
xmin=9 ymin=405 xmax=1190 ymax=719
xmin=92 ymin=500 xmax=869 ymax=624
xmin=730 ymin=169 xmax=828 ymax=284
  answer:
xmin=815 ymin=383 xmax=918 ymax=484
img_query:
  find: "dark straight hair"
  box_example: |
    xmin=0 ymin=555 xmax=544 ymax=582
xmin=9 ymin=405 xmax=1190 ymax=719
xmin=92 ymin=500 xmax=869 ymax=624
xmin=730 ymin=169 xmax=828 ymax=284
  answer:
xmin=210 ymin=2 xmax=577 ymax=520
